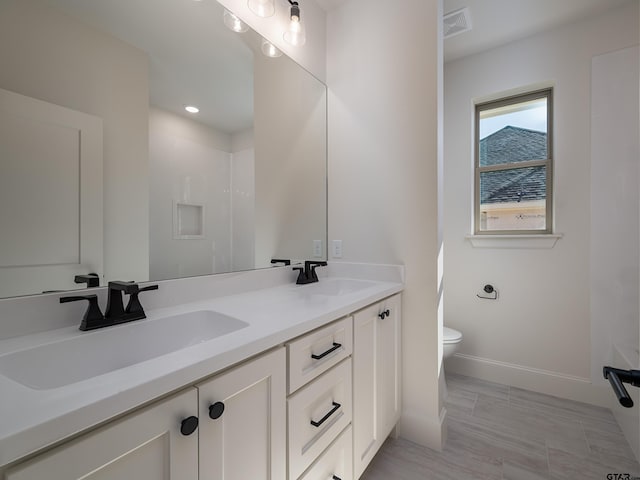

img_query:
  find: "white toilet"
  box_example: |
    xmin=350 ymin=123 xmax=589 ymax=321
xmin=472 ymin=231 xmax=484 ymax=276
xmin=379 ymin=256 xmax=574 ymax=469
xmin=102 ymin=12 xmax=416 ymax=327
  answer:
xmin=443 ymin=326 xmax=463 ymax=359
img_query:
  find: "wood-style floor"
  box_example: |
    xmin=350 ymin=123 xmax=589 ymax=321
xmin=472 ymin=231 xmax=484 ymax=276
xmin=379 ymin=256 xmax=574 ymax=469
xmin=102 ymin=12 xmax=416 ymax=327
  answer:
xmin=361 ymin=373 xmax=640 ymax=480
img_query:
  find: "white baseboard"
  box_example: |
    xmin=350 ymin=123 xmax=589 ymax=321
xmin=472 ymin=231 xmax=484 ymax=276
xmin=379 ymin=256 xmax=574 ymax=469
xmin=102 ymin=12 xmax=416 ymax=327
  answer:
xmin=398 ymin=407 xmax=447 ymax=452
xmin=445 ymin=353 xmax=611 ymax=407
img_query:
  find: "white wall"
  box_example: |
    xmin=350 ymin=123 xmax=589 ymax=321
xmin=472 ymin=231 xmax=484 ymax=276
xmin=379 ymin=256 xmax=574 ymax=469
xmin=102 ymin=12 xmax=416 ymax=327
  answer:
xmin=231 ymin=143 xmax=256 ymax=271
xmin=591 ymin=45 xmax=640 ymax=383
xmin=327 ymin=0 xmax=442 ymax=450
xmin=0 ymin=0 xmax=150 ymax=285
xmin=149 ymin=108 xmax=256 ymax=279
xmin=253 ymin=52 xmax=327 ymax=267
xmin=444 ymin=2 xmax=639 ymax=406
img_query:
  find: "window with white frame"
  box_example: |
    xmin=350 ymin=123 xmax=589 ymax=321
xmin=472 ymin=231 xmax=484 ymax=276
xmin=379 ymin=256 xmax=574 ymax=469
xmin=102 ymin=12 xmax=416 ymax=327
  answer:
xmin=475 ymin=89 xmax=553 ymax=234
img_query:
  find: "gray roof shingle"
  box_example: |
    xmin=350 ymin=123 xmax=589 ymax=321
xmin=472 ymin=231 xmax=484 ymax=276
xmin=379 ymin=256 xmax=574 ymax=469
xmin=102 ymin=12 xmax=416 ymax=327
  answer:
xmin=480 ymin=125 xmax=547 ymax=166
xmin=479 ymin=126 xmax=547 ymax=204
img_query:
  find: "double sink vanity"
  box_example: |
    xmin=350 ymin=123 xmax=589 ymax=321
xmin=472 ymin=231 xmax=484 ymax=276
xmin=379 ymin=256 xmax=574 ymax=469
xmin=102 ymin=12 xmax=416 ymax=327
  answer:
xmin=0 ymin=263 xmax=403 ymax=479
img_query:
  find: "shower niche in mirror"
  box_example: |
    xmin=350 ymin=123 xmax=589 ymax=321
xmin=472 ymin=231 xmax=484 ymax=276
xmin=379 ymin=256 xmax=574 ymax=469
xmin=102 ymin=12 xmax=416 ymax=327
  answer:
xmin=0 ymin=0 xmax=327 ymax=298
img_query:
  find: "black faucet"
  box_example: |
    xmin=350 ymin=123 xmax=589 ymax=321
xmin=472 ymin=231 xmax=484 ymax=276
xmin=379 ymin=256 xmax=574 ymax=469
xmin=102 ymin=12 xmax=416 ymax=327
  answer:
xmin=61 ymin=281 xmax=158 ymax=331
xmin=106 ymin=281 xmax=158 ymax=324
xmin=293 ymin=261 xmax=327 ymax=285
xmin=74 ymin=273 xmax=100 ymax=288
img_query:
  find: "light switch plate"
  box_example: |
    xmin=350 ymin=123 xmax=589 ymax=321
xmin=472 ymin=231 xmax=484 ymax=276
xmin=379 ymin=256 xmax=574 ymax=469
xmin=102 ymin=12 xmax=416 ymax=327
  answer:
xmin=332 ymin=240 xmax=343 ymax=258
xmin=313 ymin=240 xmax=322 ymax=257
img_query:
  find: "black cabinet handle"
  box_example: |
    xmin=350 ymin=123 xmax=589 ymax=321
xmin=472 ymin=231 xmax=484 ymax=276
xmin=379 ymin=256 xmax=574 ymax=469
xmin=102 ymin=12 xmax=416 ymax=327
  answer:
xmin=209 ymin=401 xmax=225 ymax=420
xmin=378 ymin=309 xmax=390 ymax=319
xmin=180 ymin=416 xmax=199 ymax=436
xmin=310 ymin=402 xmax=341 ymax=427
xmin=333 ymin=476 xmax=342 ymax=480
xmin=311 ymin=342 xmax=342 ymax=360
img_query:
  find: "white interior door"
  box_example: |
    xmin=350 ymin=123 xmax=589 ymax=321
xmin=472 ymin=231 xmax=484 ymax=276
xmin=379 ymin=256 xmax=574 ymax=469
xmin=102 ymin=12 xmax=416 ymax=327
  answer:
xmin=0 ymin=87 xmax=103 ymax=297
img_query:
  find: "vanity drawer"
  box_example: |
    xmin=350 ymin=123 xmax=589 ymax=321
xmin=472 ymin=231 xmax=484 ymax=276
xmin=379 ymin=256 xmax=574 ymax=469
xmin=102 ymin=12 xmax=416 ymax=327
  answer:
xmin=297 ymin=425 xmax=353 ymax=480
xmin=287 ymin=317 xmax=352 ymax=394
xmin=288 ymin=359 xmax=352 ymax=480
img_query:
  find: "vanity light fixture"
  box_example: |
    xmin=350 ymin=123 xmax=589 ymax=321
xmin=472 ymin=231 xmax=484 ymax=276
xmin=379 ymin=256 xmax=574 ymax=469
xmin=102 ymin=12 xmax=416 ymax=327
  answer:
xmin=223 ymin=9 xmax=249 ymax=33
xmin=184 ymin=105 xmax=200 ymax=114
xmin=261 ymin=39 xmax=283 ymax=58
xmin=283 ymin=0 xmax=305 ymax=47
xmin=247 ymin=0 xmax=275 ymax=18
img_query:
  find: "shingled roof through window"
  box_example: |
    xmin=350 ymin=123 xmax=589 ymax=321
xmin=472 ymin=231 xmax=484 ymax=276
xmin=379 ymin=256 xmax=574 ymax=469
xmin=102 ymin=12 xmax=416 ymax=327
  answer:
xmin=479 ymin=126 xmax=547 ymax=204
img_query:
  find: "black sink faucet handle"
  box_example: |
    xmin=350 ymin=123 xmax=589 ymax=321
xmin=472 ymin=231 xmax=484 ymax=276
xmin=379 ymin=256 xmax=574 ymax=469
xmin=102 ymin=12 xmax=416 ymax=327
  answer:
xmin=305 ymin=261 xmax=328 ymax=282
xmin=271 ymin=258 xmax=291 ymax=266
xmin=108 ymin=281 xmax=140 ymax=295
xmin=293 ymin=266 xmax=307 ymax=284
xmin=105 ymin=281 xmax=138 ymax=319
xmin=125 ymin=284 xmax=159 ymax=317
xmin=74 ymin=273 xmax=100 ymax=288
xmin=60 ymin=294 xmax=107 ymax=331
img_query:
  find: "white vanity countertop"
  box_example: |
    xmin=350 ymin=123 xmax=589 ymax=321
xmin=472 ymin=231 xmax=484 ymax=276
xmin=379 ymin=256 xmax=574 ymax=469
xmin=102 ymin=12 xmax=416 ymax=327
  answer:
xmin=0 ymin=268 xmax=403 ymax=467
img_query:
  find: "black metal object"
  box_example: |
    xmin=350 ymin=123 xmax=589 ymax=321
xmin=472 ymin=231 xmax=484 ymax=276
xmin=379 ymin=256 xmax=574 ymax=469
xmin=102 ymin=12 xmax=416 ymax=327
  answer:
xmin=311 ymin=343 xmax=342 ymax=360
xmin=125 ymin=285 xmax=159 ymax=319
xmin=270 ymin=259 xmax=291 ymax=266
xmin=378 ymin=309 xmax=390 ymax=320
xmin=294 ymin=261 xmax=328 ymax=285
xmin=60 ymin=294 xmax=108 ymax=331
xmin=63 ymin=281 xmax=159 ymax=331
xmin=208 ymin=402 xmax=225 ymax=420
xmin=74 ymin=273 xmax=100 ymax=288
xmin=332 ymin=476 xmax=342 ymax=480
xmin=105 ymin=281 xmax=158 ymax=325
xmin=603 ymin=366 xmax=640 ymax=408
xmin=293 ymin=266 xmax=306 ymax=284
xmin=310 ymin=402 xmax=341 ymax=428
xmin=477 ymin=284 xmax=498 ymax=300
xmin=180 ymin=416 xmax=199 ymax=436
xmin=104 ymin=281 xmax=135 ymax=320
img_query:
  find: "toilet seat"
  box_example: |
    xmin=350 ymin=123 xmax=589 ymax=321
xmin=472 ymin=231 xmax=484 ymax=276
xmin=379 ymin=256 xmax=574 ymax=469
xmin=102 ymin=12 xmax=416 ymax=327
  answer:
xmin=443 ymin=326 xmax=462 ymax=344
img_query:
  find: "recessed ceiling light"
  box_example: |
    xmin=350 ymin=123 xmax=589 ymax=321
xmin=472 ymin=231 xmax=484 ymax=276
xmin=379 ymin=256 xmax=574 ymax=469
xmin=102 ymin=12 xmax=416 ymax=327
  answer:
xmin=185 ymin=105 xmax=200 ymax=113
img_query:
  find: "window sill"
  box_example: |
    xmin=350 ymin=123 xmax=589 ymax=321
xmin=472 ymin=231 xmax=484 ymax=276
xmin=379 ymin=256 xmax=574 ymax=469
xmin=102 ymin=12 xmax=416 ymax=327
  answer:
xmin=465 ymin=234 xmax=563 ymax=249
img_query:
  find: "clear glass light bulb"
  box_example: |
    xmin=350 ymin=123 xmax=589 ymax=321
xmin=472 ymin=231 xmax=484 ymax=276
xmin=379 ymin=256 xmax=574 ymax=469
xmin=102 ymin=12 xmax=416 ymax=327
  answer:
xmin=284 ymin=16 xmax=306 ymax=46
xmin=223 ymin=9 xmax=248 ymax=33
xmin=261 ymin=39 xmax=282 ymax=58
xmin=247 ymin=0 xmax=275 ymax=18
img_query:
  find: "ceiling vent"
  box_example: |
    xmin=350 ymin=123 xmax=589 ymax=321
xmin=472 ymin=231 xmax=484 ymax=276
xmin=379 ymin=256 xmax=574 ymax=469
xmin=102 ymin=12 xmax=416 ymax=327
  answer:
xmin=443 ymin=7 xmax=472 ymax=39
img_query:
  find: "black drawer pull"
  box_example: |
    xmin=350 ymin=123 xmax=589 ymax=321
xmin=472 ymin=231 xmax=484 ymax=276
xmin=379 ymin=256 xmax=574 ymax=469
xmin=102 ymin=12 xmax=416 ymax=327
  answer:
xmin=378 ymin=309 xmax=390 ymax=319
xmin=333 ymin=476 xmax=342 ymax=480
xmin=310 ymin=402 xmax=341 ymax=427
xmin=311 ymin=342 xmax=342 ymax=360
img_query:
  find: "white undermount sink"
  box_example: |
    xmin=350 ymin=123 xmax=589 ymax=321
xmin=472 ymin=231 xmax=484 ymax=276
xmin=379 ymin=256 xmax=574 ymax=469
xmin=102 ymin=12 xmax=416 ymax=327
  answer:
xmin=0 ymin=310 xmax=249 ymax=390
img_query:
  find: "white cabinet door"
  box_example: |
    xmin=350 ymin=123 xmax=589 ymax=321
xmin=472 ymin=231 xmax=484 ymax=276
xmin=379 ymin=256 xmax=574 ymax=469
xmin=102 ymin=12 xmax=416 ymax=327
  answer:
xmin=353 ymin=294 xmax=401 ymax=479
xmin=6 ymin=389 xmax=198 ymax=480
xmin=198 ymin=347 xmax=286 ymax=480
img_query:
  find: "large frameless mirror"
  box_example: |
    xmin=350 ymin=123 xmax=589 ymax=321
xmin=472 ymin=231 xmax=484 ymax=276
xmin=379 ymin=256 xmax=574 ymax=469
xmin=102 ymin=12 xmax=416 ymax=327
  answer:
xmin=0 ymin=0 xmax=327 ymax=298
